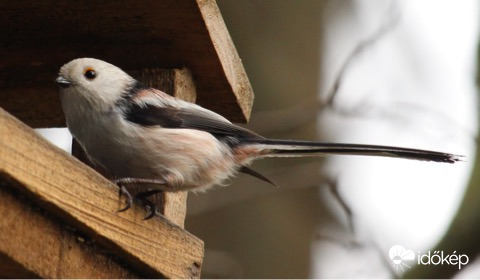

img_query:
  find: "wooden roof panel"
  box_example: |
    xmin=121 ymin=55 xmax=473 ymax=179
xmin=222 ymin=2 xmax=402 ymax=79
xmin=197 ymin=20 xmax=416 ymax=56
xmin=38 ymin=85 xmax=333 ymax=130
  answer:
xmin=0 ymin=0 xmax=253 ymax=127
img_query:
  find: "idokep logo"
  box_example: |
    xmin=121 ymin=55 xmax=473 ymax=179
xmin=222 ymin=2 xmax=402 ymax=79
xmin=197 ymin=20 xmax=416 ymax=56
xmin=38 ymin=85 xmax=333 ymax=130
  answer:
xmin=388 ymin=245 xmax=469 ymax=272
xmin=389 ymin=245 xmax=415 ymax=271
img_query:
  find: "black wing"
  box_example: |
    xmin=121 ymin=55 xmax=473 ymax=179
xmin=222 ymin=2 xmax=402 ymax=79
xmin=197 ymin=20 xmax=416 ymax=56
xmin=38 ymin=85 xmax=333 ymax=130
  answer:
xmin=124 ymin=102 xmax=264 ymax=141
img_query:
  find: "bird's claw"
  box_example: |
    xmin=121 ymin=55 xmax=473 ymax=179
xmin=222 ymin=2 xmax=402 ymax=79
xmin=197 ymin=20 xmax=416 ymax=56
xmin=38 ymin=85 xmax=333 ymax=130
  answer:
xmin=137 ymin=190 xmax=161 ymax=220
xmin=115 ymin=179 xmax=163 ymax=219
xmin=142 ymin=200 xmax=157 ymax=220
xmin=117 ymin=185 xmax=133 ymax=212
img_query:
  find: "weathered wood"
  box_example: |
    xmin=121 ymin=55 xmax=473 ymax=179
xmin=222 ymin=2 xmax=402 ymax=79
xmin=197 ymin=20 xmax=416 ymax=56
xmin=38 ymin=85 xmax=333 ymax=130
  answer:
xmin=0 ymin=251 xmax=37 ymax=278
xmin=0 ymin=108 xmax=204 ymax=278
xmin=0 ymin=0 xmax=254 ymax=127
xmin=133 ymin=68 xmax=197 ymax=104
xmin=0 ymin=184 xmax=138 ymax=278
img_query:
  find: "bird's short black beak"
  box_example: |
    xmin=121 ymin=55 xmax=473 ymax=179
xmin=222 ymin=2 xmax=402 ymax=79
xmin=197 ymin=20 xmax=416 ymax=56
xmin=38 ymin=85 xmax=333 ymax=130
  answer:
xmin=56 ymin=76 xmax=72 ymax=88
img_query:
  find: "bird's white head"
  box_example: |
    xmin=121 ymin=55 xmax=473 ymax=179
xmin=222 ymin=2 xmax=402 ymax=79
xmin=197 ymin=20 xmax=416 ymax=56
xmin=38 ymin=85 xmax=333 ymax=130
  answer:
xmin=56 ymin=58 xmax=136 ymax=110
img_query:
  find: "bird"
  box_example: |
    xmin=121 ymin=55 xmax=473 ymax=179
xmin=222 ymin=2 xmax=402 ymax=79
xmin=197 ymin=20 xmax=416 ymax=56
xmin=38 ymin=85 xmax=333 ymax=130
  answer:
xmin=56 ymin=58 xmax=461 ymax=219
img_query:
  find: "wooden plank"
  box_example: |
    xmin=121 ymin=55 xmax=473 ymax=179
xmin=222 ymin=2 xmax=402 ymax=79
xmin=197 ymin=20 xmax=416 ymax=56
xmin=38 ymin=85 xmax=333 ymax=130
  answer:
xmin=0 ymin=252 xmax=38 ymax=278
xmin=0 ymin=108 xmax=204 ymax=278
xmin=197 ymin=0 xmax=254 ymax=121
xmin=0 ymin=0 xmax=254 ymax=127
xmin=0 ymin=184 xmax=138 ymax=278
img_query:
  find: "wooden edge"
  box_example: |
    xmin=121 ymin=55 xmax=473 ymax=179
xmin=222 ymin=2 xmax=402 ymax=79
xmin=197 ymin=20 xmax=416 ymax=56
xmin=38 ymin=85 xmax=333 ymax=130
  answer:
xmin=197 ymin=0 xmax=254 ymax=120
xmin=0 ymin=108 xmax=204 ymax=278
xmin=0 ymin=251 xmax=38 ymax=278
xmin=0 ymin=182 xmax=138 ymax=278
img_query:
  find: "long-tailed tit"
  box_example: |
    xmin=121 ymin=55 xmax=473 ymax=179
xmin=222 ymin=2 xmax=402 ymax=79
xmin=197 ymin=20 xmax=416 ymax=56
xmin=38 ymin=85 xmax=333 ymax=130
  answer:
xmin=56 ymin=58 xmax=461 ymax=218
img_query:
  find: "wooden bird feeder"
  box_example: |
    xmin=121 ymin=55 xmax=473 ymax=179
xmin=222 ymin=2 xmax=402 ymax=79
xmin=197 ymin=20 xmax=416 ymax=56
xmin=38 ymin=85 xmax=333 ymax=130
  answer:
xmin=0 ymin=0 xmax=254 ymax=278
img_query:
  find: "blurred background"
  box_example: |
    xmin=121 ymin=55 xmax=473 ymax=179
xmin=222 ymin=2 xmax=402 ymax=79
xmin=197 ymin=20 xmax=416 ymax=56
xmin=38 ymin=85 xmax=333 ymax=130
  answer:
xmin=38 ymin=0 xmax=480 ymax=278
xmin=188 ymin=0 xmax=480 ymax=278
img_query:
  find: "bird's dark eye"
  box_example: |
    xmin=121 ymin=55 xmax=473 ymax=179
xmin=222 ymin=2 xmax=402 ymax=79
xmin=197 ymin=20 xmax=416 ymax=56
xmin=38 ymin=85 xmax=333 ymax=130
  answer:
xmin=84 ymin=68 xmax=97 ymax=80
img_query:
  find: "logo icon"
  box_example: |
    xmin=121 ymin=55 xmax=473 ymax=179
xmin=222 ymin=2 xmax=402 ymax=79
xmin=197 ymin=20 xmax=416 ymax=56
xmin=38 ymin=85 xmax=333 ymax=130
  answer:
xmin=389 ymin=245 xmax=415 ymax=271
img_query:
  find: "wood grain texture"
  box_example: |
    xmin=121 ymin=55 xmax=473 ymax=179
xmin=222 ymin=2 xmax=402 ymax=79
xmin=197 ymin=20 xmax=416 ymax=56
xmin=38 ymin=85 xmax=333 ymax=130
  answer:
xmin=0 ymin=0 xmax=254 ymax=127
xmin=0 ymin=184 xmax=138 ymax=278
xmin=0 ymin=108 xmax=204 ymax=278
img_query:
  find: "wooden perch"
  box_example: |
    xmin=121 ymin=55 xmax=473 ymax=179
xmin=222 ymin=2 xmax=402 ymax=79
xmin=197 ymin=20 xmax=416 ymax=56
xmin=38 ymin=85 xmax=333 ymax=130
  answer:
xmin=0 ymin=185 xmax=138 ymax=278
xmin=0 ymin=108 xmax=204 ymax=278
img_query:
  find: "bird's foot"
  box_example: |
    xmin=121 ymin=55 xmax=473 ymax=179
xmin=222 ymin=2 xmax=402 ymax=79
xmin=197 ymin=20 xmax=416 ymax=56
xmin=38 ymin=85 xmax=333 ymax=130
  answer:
xmin=114 ymin=178 xmax=167 ymax=220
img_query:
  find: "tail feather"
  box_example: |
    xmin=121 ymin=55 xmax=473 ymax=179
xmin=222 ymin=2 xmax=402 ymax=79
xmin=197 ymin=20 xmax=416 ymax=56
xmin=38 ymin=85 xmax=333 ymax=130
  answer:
xmin=239 ymin=166 xmax=278 ymax=187
xmin=243 ymin=139 xmax=462 ymax=163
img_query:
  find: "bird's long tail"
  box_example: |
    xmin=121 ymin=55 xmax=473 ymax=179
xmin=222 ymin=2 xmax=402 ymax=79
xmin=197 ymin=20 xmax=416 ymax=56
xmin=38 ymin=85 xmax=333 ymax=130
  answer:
xmin=243 ymin=139 xmax=462 ymax=163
